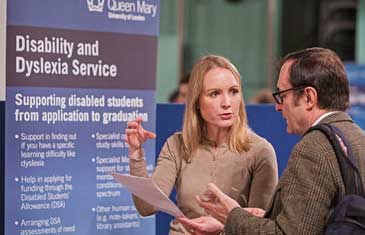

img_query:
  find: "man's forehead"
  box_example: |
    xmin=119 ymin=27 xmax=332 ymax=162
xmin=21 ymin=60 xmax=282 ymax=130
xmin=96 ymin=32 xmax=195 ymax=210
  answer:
xmin=277 ymin=60 xmax=294 ymax=88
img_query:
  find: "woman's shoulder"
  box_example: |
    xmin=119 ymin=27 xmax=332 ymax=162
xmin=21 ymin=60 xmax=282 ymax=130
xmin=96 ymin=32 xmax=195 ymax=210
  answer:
xmin=246 ymin=130 xmax=276 ymax=158
xmin=166 ymin=131 xmax=183 ymax=143
xmin=161 ymin=132 xmax=184 ymax=153
xmin=247 ymin=129 xmax=272 ymax=147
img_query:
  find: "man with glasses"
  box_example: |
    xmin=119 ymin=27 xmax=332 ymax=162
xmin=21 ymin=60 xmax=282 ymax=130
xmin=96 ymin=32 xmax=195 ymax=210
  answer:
xmin=178 ymin=47 xmax=365 ymax=234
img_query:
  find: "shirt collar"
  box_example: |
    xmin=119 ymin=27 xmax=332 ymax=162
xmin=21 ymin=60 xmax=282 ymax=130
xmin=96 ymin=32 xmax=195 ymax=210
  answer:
xmin=312 ymin=111 xmax=339 ymax=126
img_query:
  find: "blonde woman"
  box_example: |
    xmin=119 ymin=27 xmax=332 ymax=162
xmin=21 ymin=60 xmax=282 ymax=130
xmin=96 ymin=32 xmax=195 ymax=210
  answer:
xmin=125 ymin=55 xmax=278 ymax=234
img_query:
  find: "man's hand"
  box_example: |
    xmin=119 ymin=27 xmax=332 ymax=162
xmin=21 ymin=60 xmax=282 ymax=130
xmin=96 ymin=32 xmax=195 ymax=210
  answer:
xmin=243 ymin=207 xmax=265 ymax=217
xmin=178 ymin=216 xmax=224 ymax=235
xmin=197 ymin=183 xmax=240 ymax=224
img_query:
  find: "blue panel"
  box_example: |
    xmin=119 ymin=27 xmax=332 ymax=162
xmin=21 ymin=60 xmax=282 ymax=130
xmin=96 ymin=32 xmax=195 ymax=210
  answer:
xmin=155 ymin=104 xmax=184 ymax=235
xmin=246 ymin=104 xmax=300 ymax=175
xmin=7 ymin=0 xmax=160 ymax=36
xmin=155 ymin=103 xmax=299 ymax=234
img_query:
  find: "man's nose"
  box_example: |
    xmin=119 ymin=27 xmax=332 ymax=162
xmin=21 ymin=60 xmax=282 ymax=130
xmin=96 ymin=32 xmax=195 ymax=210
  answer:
xmin=275 ymin=103 xmax=282 ymax=112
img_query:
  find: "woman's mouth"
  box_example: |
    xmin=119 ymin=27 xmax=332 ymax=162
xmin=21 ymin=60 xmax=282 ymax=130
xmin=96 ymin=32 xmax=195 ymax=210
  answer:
xmin=220 ymin=113 xmax=233 ymax=120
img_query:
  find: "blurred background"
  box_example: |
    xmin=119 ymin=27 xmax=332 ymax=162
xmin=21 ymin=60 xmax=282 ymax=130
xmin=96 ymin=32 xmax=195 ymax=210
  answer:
xmin=156 ymin=0 xmax=365 ymax=103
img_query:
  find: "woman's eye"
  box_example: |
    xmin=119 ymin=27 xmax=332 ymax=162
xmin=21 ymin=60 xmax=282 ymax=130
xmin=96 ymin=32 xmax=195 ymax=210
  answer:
xmin=231 ymin=89 xmax=239 ymax=95
xmin=209 ymin=91 xmax=219 ymax=97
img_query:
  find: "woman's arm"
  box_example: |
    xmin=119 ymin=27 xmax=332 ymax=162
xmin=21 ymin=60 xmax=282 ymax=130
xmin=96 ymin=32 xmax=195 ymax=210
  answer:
xmin=247 ymin=140 xmax=278 ymax=209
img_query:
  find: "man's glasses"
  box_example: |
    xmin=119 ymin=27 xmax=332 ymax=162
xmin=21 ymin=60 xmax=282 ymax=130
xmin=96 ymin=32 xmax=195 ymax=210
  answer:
xmin=272 ymin=86 xmax=306 ymax=104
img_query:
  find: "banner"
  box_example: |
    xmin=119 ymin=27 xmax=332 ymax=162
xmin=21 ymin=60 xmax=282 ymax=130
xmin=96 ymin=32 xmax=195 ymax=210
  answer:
xmin=0 ymin=0 xmax=5 ymax=101
xmin=5 ymin=1 xmax=159 ymax=235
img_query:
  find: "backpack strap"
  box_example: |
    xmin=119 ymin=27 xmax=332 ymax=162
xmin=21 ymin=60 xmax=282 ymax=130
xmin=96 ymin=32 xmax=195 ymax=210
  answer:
xmin=305 ymin=124 xmax=365 ymax=197
xmin=325 ymin=124 xmax=365 ymax=197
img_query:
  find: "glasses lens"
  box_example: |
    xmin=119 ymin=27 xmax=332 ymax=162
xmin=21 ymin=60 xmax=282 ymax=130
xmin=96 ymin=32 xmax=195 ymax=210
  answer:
xmin=273 ymin=86 xmax=307 ymax=104
xmin=276 ymin=94 xmax=282 ymax=104
xmin=272 ymin=92 xmax=282 ymax=104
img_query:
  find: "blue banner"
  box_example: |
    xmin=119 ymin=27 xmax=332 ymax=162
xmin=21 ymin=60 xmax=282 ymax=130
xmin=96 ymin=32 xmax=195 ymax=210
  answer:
xmin=6 ymin=87 xmax=156 ymax=235
xmin=6 ymin=0 xmax=159 ymax=234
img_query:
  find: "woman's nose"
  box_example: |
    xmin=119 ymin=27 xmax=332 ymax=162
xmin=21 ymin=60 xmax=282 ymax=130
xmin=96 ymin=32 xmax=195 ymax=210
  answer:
xmin=221 ymin=94 xmax=231 ymax=108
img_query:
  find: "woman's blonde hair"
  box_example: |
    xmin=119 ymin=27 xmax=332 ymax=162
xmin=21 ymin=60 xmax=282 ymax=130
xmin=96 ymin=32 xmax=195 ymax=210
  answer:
xmin=182 ymin=55 xmax=251 ymax=160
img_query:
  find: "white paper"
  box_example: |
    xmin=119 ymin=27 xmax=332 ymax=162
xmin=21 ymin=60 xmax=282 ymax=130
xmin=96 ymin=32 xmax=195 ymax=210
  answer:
xmin=110 ymin=172 xmax=185 ymax=217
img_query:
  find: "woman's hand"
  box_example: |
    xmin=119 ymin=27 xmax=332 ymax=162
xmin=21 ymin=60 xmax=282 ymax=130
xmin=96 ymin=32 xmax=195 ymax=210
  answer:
xmin=197 ymin=183 xmax=240 ymax=224
xmin=178 ymin=216 xmax=224 ymax=235
xmin=125 ymin=117 xmax=156 ymax=156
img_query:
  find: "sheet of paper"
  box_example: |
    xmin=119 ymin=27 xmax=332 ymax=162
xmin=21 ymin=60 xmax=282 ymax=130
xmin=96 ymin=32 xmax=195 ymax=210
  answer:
xmin=110 ymin=172 xmax=185 ymax=217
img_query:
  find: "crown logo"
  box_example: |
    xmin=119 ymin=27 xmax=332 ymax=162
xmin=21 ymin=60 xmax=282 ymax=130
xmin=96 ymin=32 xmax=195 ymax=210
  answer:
xmin=87 ymin=0 xmax=105 ymax=12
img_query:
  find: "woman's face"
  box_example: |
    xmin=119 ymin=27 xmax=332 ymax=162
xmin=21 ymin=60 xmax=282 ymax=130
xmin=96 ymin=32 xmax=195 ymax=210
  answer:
xmin=199 ymin=67 xmax=242 ymax=135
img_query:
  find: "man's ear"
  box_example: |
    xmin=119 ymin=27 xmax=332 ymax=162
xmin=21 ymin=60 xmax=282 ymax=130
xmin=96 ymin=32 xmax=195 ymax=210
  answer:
xmin=304 ymin=87 xmax=317 ymax=109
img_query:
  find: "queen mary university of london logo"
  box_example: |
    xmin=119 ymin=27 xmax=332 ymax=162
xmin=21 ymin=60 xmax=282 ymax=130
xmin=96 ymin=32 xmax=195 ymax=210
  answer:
xmin=87 ymin=0 xmax=105 ymax=12
xmin=86 ymin=0 xmax=157 ymax=22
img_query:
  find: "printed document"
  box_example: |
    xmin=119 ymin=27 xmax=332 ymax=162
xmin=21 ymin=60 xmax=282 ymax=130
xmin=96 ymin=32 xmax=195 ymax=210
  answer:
xmin=110 ymin=172 xmax=184 ymax=217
